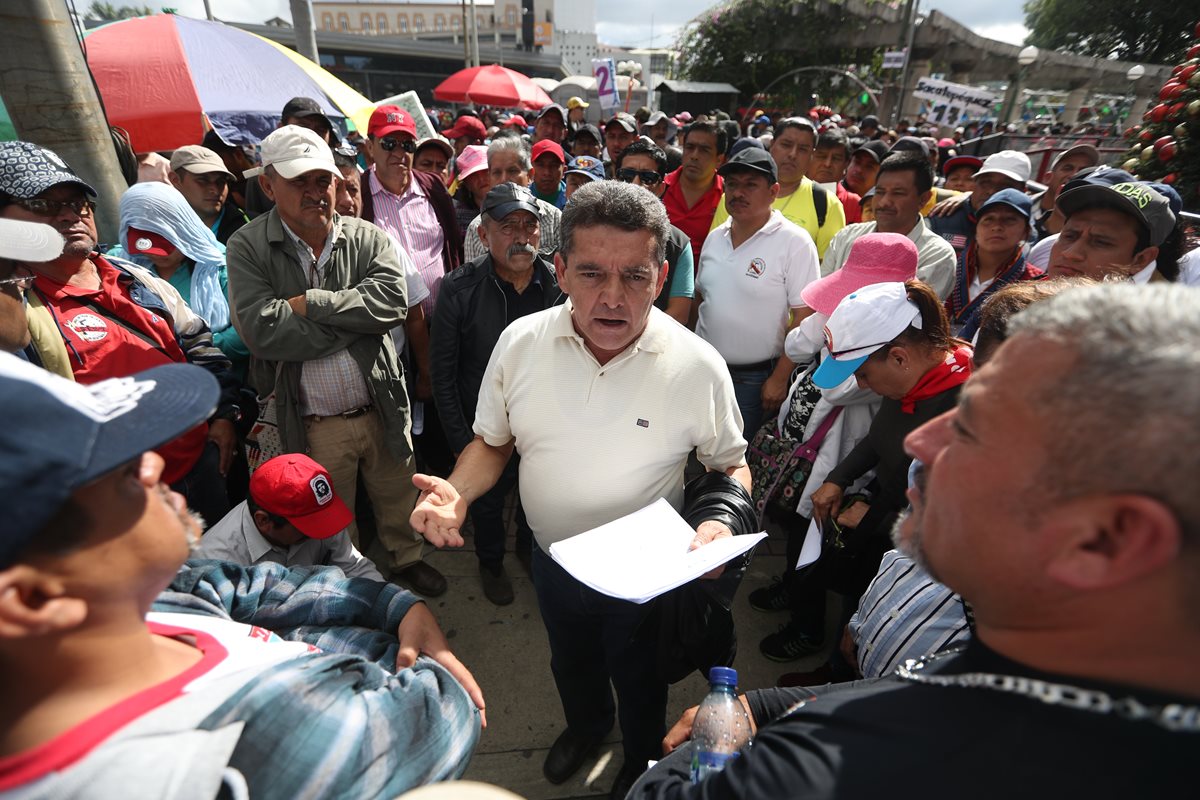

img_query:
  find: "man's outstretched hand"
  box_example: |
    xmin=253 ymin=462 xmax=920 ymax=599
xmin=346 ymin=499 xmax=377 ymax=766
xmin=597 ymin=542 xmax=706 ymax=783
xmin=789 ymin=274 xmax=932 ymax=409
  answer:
xmin=395 ymin=602 xmax=487 ymax=728
xmin=410 ymin=473 xmax=469 ymax=548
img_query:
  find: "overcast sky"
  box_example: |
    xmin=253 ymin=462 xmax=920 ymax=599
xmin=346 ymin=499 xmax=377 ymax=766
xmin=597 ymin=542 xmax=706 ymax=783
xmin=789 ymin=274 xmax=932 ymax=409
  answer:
xmin=113 ymin=0 xmax=1031 ymax=48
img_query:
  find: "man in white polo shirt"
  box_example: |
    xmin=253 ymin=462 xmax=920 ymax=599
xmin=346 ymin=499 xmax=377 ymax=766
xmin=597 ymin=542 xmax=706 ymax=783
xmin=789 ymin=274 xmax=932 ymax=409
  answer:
xmin=408 ymin=181 xmax=750 ymax=797
xmin=694 ymin=148 xmax=820 ymax=436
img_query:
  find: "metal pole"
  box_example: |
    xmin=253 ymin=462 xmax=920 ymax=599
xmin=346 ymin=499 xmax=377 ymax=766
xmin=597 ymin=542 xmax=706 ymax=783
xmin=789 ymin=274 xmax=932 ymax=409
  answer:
xmin=461 ymin=0 xmax=469 ymax=67
xmin=289 ymin=0 xmax=320 ymax=64
xmin=0 ymin=0 xmax=128 ymax=244
xmin=469 ymin=0 xmax=480 ymax=67
xmin=202 ymin=0 xmax=214 ymax=21
xmin=893 ymin=0 xmax=919 ymax=125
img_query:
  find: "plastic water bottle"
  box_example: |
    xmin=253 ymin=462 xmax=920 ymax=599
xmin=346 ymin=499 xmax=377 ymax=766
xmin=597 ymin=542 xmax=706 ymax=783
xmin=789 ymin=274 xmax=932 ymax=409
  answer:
xmin=690 ymin=666 xmax=752 ymax=783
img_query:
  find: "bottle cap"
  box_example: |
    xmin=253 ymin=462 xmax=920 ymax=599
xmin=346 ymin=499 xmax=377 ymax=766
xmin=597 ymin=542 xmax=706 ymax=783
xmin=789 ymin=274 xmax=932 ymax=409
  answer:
xmin=708 ymin=666 xmax=738 ymax=686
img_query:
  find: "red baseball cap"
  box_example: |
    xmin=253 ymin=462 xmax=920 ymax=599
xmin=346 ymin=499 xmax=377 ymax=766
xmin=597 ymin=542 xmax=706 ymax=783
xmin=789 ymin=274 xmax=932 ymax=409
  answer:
xmin=368 ymin=105 xmax=417 ymax=139
xmin=126 ymin=227 xmax=175 ymax=257
xmin=249 ymin=454 xmax=353 ymax=540
xmin=531 ymin=139 xmax=565 ymax=165
xmin=442 ymin=115 xmax=487 ymax=141
xmin=503 ymin=115 xmax=528 ymax=128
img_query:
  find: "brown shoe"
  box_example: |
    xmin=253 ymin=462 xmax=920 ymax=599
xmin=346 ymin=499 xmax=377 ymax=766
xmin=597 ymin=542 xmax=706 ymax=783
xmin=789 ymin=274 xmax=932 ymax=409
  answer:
xmin=392 ymin=561 xmax=447 ymax=597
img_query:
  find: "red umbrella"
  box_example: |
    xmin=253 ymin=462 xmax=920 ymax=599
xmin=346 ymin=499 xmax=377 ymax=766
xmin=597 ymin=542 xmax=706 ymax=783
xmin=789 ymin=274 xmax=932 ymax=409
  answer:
xmin=434 ymin=64 xmax=552 ymax=110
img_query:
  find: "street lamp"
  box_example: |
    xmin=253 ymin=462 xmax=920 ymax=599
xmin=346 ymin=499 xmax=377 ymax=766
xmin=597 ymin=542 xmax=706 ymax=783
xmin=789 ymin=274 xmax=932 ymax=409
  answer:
xmin=1125 ymin=63 xmax=1146 ymax=126
xmin=1003 ymin=46 xmax=1039 ymax=126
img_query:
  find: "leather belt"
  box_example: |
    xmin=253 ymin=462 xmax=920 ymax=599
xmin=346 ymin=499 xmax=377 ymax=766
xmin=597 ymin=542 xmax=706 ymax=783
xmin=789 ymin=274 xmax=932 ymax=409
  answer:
xmin=728 ymin=359 xmax=775 ymax=372
xmin=306 ymin=404 xmax=372 ymax=421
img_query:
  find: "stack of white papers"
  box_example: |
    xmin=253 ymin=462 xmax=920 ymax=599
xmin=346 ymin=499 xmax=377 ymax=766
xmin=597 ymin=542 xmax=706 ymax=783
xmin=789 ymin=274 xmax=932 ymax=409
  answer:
xmin=549 ymin=498 xmax=767 ymax=604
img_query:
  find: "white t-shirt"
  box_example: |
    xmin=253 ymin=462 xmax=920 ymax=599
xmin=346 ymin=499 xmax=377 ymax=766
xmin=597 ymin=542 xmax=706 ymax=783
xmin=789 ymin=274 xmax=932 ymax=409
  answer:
xmin=472 ymin=302 xmax=748 ymax=549
xmin=695 ymin=210 xmax=819 ymax=364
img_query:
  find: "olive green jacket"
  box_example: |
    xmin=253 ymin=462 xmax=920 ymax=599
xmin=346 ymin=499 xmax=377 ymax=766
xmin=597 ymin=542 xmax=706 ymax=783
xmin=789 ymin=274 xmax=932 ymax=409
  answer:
xmin=226 ymin=209 xmax=412 ymax=462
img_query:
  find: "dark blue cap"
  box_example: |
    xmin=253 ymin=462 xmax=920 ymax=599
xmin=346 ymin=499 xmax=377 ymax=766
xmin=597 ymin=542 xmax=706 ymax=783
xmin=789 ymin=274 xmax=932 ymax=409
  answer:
xmin=977 ymin=187 xmax=1033 ymax=223
xmin=0 ymin=356 xmax=218 ymax=567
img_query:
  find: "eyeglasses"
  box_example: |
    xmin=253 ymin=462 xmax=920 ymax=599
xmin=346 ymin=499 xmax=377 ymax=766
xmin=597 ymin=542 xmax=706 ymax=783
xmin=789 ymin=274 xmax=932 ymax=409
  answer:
xmin=376 ymin=136 xmax=416 ymax=154
xmin=14 ymin=198 xmax=96 ymax=218
xmin=616 ymin=167 xmax=663 ymax=186
xmin=0 ymin=274 xmax=33 ymax=289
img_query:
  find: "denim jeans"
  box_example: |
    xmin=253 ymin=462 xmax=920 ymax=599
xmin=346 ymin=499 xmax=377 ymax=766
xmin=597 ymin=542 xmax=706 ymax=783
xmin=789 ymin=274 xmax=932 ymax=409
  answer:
xmin=728 ymin=363 xmax=773 ymax=437
xmin=531 ymin=545 xmax=666 ymax=766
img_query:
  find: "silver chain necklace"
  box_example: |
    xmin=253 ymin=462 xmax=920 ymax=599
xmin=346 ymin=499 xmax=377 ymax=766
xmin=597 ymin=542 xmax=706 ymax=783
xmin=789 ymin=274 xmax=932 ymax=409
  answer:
xmin=894 ymin=647 xmax=1200 ymax=733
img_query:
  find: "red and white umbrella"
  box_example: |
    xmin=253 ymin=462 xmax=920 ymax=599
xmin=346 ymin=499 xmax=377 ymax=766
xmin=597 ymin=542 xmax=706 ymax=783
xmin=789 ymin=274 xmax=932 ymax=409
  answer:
xmin=434 ymin=64 xmax=552 ymax=110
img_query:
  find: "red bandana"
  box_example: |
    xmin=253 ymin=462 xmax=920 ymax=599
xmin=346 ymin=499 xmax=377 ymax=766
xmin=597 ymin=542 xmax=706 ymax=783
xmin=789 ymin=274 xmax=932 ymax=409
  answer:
xmin=900 ymin=345 xmax=973 ymax=413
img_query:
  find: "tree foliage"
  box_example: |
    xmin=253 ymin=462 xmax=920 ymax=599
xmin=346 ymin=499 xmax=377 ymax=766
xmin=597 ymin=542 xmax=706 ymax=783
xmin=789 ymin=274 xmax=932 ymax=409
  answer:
xmin=87 ymin=3 xmax=157 ymax=21
xmin=1024 ymin=0 xmax=1193 ymax=64
xmin=674 ymin=0 xmax=887 ymax=110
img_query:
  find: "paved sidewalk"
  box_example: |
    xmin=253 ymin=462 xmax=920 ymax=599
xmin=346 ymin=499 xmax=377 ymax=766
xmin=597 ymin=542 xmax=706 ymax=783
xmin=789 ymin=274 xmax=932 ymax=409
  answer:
xmin=417 ymin=513 xmax=842 ymax=799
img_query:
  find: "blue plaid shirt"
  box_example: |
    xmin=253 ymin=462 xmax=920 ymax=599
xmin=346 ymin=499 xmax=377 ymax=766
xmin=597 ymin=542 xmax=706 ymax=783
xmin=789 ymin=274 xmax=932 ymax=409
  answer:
xmin=150 ymin=559 xmax=481 ymax=798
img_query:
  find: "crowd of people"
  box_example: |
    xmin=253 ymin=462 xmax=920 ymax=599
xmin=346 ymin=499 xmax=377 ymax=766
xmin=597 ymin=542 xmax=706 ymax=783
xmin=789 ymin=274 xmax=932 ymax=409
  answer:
xmin=0 ymin=87 xmax=1197 ymax=800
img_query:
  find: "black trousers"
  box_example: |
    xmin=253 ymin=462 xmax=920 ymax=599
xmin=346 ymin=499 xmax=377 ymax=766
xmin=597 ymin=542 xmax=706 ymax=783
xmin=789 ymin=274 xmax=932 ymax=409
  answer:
xmin=531 ymin=545 xmax=666 ymax=767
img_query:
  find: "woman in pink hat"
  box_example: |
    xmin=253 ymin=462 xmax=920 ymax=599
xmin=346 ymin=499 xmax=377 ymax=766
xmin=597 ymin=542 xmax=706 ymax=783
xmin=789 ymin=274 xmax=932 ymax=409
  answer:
xmin=451 ymin=145 xmax=493 ymax=247
xmin=749 ymin=233 xmax=920 ymax=662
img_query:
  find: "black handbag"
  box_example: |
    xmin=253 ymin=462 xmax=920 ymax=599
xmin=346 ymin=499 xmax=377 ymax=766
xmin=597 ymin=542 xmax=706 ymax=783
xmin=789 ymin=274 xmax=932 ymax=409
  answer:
xmin=639 ymin=472 xmax=760 ymax=684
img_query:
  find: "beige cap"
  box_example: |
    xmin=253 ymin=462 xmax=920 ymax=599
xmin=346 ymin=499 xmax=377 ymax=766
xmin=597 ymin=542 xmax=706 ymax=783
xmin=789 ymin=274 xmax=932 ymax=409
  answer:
xmin=243 ymin=125 xmax=339 ymax=180
xmin=393 ymin=782 xmax=526 ymax=800
xmin=170 ymin=145 xmax=233 ymax=178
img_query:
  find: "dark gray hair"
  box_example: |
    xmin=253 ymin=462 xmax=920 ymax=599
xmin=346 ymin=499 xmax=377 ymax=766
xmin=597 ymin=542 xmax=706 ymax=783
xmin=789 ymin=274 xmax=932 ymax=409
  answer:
xmin=560 ymin=181 xmax=669 ymax=265
xmin=1007 ymin=283 xmax=1200 ymax=549
xmin=487 ymin=136 xmax=531 ymax=171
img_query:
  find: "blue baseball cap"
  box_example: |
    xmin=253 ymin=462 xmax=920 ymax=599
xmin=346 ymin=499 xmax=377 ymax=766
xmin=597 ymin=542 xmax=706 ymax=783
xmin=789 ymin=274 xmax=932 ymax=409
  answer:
xmin=565 ymin=155 xmax=605 ymax=183
xmin=0 ymin=355 xmax=218 ymax=566
xmin=976 ymin=187 xmax=1033 ymax=224
xmin=812 ymin=282 xmax=923 ymax=390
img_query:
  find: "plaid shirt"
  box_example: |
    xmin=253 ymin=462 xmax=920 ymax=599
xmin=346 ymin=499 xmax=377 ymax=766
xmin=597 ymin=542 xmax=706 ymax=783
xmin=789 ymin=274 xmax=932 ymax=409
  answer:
xmin=280 ymin=220 xmax=372 ymax=416
xmin=146 ymin=559 xmax=482 ymax=797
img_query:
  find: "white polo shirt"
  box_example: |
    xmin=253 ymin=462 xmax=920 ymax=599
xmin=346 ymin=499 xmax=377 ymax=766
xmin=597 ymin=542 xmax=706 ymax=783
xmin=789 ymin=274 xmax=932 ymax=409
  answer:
xmin=695 ymin=210 xmax=819 ymax=365
xmin=472 ymin=302 xmax=748 ymax=550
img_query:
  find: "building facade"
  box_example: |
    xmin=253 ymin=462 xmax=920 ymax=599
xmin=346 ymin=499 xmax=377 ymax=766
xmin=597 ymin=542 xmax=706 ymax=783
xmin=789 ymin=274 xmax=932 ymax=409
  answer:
xmin=313 ymin=1 xmax=518 ymax=36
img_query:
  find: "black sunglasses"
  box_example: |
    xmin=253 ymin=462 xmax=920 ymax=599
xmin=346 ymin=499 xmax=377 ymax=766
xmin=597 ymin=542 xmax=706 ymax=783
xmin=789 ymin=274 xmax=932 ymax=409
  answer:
xmin=376 ymin=136 xmax=416 ymax=154
xmin=616 ymin=167 xmax=663 ymax=186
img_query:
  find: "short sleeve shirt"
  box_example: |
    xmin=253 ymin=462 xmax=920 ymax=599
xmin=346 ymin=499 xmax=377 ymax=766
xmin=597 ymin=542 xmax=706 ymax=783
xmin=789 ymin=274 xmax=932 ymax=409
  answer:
xmin=472 ymin=302 xmax=747 ymax=549
xmin=695 ymin=211 xmax=819 ymax=365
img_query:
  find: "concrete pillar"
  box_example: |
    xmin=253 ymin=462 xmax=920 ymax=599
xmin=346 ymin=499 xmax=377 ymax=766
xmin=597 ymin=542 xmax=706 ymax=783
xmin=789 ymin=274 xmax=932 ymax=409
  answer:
xmin=1063 ymin=85 xmax=1088 ymax=126
xmin=0 ymin=0 xmax=129 ymax=244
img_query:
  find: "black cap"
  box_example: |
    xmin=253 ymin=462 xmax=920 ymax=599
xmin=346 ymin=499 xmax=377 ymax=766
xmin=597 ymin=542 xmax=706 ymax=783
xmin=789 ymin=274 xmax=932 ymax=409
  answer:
xmin=606 ymin=112 xmax=638 ymax=133
xmin=1057 ymin=181 xmax=1176 ymax=247
xmin=537 ymin=103 xmax=566 ymax=123
xmin=861 ymin=115 xmax=880 ymax=128
xmin=718 ymin=147 xmax=778 ymax=183
xmin=573 ymin=124 xmax=602 ymax=145
xmin=483 ymin=182 xmax=541 ymax=221
xmin=853 ymin=140 xmax=890 ymax=164
xmin=729 ymin=136 xmax=766 ymax=159
xmin=281 ymin=96 xmax=334 ymax=132
xmin=890 ymin=136 xmax=930 ymax=158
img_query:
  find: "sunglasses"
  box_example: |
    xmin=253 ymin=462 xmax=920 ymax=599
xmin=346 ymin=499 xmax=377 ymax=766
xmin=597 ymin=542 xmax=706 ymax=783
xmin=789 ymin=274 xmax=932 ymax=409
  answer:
xmin=376 ymin=136 xmax=416 ymax=154
xmin=14 ymin=198 xmax=95 ymax=218
xmin=616 ymin=167 xmax=663 ymax=186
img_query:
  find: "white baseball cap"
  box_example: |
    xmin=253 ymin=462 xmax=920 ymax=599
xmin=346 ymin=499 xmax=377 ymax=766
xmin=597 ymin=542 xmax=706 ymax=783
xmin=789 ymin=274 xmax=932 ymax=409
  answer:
xmin=0 ymin=218 xmax=64 ymax=262
xmin=974 ymin=150 xmax=1031 ymax=184
xmin=243 ymin=125 xmax=339 ymax=180
xmin=812 ymin=282 xmax=923 ymax=389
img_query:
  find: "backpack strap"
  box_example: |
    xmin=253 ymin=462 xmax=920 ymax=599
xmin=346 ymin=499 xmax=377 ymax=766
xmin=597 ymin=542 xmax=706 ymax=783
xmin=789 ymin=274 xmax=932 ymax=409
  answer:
xmin=812 ymin=182 xmax=828 ymax=229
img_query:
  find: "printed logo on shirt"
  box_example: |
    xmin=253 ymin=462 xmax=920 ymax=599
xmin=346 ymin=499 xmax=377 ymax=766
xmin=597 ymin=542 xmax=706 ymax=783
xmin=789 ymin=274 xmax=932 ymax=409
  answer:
xmin=311 ymin=474 xmax=333 ymax=505
xmin=746 ymin=258 xmax=766 ymax=278
xmin=64 ymin=312 xmax=108 ymax=342
xmin=636 ymin=418 xmax=650 ymax=428
xmin=946 ymin=234 xmax=968 ymax=250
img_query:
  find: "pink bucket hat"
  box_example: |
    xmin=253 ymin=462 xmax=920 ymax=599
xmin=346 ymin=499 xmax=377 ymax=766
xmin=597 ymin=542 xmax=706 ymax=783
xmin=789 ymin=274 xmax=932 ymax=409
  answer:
xmin=800 ymin=232 xmax=918 ymax=315
xmin=455 ymin=144 xmax=489 ymax=181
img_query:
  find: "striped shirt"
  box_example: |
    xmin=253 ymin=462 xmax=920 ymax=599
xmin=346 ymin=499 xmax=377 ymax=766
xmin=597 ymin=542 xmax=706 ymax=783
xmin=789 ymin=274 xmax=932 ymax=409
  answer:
xmin=280 ymin=219 xmax=372 ymax=416
xmin=848 ymin=549 xmax=971 ymax=679
xmin=367 ymin=169 xmax=445 ymax=317
xmin=463 ymin=194 xmax=562 ymax=263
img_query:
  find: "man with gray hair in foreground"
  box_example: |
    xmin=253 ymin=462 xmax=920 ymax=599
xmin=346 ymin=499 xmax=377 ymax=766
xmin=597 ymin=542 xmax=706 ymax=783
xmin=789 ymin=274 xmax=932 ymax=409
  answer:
xmin=463 ymin=136 xmax=562 ymax=262
xmin=634 ymin=283 xmax=1199 ymax=798
xmin=411 ymin=181 xmax=751 ymax=798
